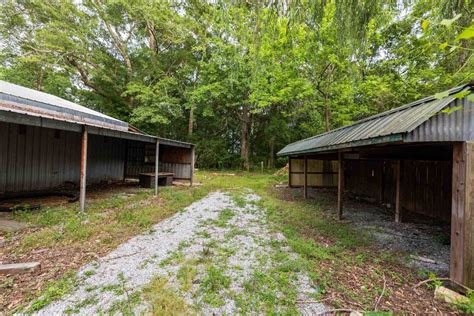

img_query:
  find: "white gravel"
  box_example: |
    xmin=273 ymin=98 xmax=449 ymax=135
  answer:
xmin=32 ymin=191 xmax=327 ymax=315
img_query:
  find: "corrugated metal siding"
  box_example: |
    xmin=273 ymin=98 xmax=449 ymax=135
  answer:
xmin=87 ymin=135 xmax=125 ymax=183
xmin=0 ymin=122 xmax=125 ymax=193
xmin=160 ymin=162 xmax=192 ymax=180
xmin=406 ymin=97 xmax=474 ymax=142
xmin=278 ymin=83 xmax=472 ymax=156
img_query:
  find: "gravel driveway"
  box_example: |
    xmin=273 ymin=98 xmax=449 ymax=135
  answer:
xmin=32 ymin=191 xmax=326 ymax=315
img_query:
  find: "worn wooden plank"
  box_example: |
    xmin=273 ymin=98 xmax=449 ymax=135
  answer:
xmin=337 ymin=152 xmax=344 ymax=220
xmin=288 ymin=157 xmax=292 ymax=188
xmin=0 ymin=219 xmax=29 ymax=232
xmin=79 ymin=127 xmax=88 ymax=212
xmin=0 ymin=262 xmax=40 ymax=275
xmin=451 ymin=142 xmax=467 ymax=285
xmin=464 ymin=142 xmax=474 ymax=287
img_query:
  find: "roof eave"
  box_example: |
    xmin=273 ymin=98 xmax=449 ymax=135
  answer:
xmin=277 ymin=133 xmax=404 ymax=156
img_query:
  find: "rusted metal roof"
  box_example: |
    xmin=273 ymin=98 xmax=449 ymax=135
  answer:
xmin=0 ymin=80 xmax=128 ymax=131
xmin=0 ymin=80 xmax=194 ymax=147
xmin=278 ymin=83 xmax=473 ymax=156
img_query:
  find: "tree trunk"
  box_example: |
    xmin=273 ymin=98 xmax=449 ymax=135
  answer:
xmin=188 ymin=104 xmax=194 ymax=136
xmin=268 ymin=136 xmax=275 ymax=168
xmin=324 ymin=95 xmax=330 ymax=132
xmin=240 ymin=105 xmax=250 ymax=171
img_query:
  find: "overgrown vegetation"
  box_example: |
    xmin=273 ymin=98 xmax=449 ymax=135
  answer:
xmin=0 ymin=1 xmax=472 ymax=169
xmin=0 ymin=171 xmax=459 ymax=313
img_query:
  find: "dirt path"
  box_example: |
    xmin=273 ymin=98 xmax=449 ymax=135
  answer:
xmin=32 ymin=191 xmax=326 ymax=315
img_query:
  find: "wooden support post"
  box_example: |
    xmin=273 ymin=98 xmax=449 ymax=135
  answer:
xmin=288 ymin=157 xmax=292 ymax=188
xmin=303 ymin=156 xmax=308 ymax=199
xmin=395 ymin=160 xmax=401 ymax=223
xmin=450 ymin=142 xmax=474 ymax=288
xmin=154 ymin=140 xmax=159 ymax=196
xmin=79 ymin=126 xmax=88 ymax=212
xmin=337 ymin=152 xmax=344 ymax=220
xmin=190 ymin=145 xmax=195 ymax=187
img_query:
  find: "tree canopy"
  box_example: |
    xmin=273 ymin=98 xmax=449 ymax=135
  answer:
xmin=1 ymin=0 xmax=473 ymax=169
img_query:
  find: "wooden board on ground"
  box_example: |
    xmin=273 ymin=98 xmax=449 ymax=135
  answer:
xmin=0 ymin=262 xmax=40 ymax=275
xmin=0 ymin=219 xmax=29 ymax=232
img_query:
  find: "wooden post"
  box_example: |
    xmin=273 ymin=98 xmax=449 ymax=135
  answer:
xmin=303 ymin=156 xmax=308 ymax=199
xmin=79 ymin=126 xmax=88 ymax=212
xmin=288 ymin=157 xmax=292 ymax=188
xmin=154 ymin=140 xmax=159 ymax=196
xmin=337 ymin=152 xmax=344 ymax=220
xmin=395 ymin=160 xmax=401 ymax=223
xmin=190 ymin=145 xmax=195 ymax=187
xmin=450 ymin=142 xmax=474 ymax=288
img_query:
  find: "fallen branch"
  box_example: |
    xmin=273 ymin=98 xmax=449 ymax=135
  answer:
xmin=374 ymin=272 xmax=387 ymax=311
xmin=413 ymin=277 xmax=451 ymax=289
xmin=413 ymin=277 xmax=472 ymax=293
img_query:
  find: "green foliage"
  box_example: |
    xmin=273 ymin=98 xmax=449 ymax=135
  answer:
xmin=0 ymin=0 xmax=472 ymax=169
xmin=27 ymin=271 xmax=78 ymax=313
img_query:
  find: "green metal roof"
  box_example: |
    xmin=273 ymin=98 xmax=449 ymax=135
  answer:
xmin=277 ymin=83 xmax=472 ymax=156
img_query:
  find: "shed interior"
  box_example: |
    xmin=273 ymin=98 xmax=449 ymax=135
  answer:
xmin=0 ymin=121 xmax=194 ymax=198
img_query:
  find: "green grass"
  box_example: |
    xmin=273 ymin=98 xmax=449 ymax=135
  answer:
xmin=7 ymin=170 xmax=440 ymax=313
xmin=199 ymin=266 xmax=231 ymax=307
xmin=25 ymin=271 xmax=78 ymax=313
xmin=142 ymin=277 xmax=194 ymax=315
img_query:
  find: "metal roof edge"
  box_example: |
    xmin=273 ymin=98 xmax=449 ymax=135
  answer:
xmin=279 ymin=82 xmax=472 ymax=151
xmin=277 ymin=133 xmax=404 ymax=156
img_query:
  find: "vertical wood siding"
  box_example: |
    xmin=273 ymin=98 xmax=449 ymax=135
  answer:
xmin=345 ymin=159 xmax=452 ymax=222
xmin=289 ymin=158 xmax=338 ymax=187
xmin=125 ymin=142 xmax=193 ymax=180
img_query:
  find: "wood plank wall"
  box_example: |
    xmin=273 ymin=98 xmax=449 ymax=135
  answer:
xmin=125 ymin=142 xmax=193 ymax=180
xmin=345 ymin=159 xmax=452 ymax=222
xmin=289 ymin=158 xmax=338 ymax=187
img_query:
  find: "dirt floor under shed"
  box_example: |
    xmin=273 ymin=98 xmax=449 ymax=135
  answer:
xmin=289 ymin=187 xmax=451 ymax=276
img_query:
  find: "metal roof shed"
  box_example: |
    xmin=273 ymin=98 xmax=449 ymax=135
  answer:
xmin=277 ymin=82 xmax=474 ymax=288
xmin=0 ymin=80 xmax=195 ymax=211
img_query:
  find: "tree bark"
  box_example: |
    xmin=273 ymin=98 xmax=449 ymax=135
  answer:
xmin=268 ymin=135 xmax=275 ymax=168
xmin=188 ymin=104 xmax=194 ymax=136
xmin=240 ymin=105 xmax=250 ymax=171
xmin=324 ymin=95 xmax=330 ymax=132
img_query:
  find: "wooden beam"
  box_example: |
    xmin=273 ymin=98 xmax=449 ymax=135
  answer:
xmin=190 ymin=145 xmax=195 ymax=187
xmin=303 ymin=156 xmax=308 ymax=199
xmin=0 ymin=262 xmax=40 ymax=275
xmin=450 ymin=142 xmax=474 ymax=288
xmin=337 ymin=152 xmax=344 ymax=220
xmin=395 ymin=160 xmax=401 ymax=223
xmin=288 ymin=157 xmax=293 ymax=188
xmin=154 ymin=140 xmax=160 ymax=196
xmin=79 ymin=126 xmax=88 ymax=212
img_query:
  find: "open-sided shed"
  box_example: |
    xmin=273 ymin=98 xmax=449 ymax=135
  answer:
xmin=0 ymin=80 xmax=195 ymax=211
xmin=278 ymin=82 xmax=474 ymax=288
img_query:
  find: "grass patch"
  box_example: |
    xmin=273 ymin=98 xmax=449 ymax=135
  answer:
xmin=177 ymin=264 xmax=198 ymax=292
xmin=199 ymin=266 xmax=231 ymax=307
xmin=142 ymin=276 xmax=194 ymax=315
xmin=26 ymin=271 xmax=78 ymax=313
